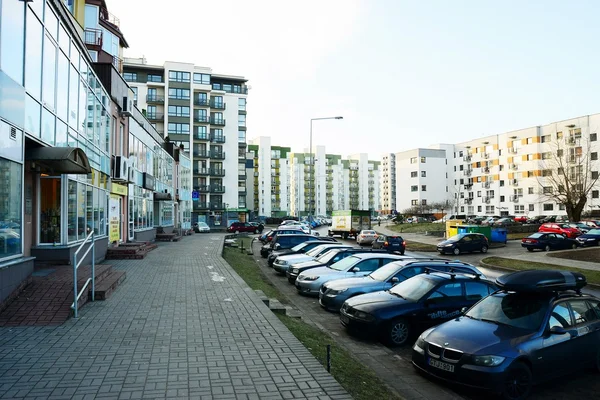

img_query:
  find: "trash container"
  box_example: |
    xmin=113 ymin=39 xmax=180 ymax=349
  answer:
xmin=455 ymin=225 xmax=492 ymax=242
xmin=491 ymin=228 xmax=508 ymax=244
xmin=446 ymin=220 xmax=463 ymax=238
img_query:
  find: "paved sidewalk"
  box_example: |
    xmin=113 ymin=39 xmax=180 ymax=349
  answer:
xmin=0 ymin=234 xmax=350 ymax=400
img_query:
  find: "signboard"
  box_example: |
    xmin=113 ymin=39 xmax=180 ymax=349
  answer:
xmin=142 ymin=173 xmax=155 ymax=190
xmin=192 ymin=190 xmax=199 ymax=200
xmin=109 ymin=195 xmax=121 ymax=243
xmin=111 ymin=182 xmax=128 ymax=196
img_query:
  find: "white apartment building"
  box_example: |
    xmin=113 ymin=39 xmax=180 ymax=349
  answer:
xmin=380 ymin=154 xmax=396 ymax=213
xmin=386 ymin=113 xmax=600 ymax=217
xmin=123 ymin=59 xmax=249 ymax=226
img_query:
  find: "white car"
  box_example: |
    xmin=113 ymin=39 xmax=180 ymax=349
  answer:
xmin=272 ymin=244 xmax=351 ymax=274
xmin=356 ymin=230 xmax=378 ymax=245
xmin=194 ymin=222 xmax=210 ymax=233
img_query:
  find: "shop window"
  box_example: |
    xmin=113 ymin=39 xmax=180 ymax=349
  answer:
xmin=68 ymin=180 xmax=77 ymax=242
xmin=40 ymin=177 xmax=61 ymax=244
xmin=0 ymin=159 xmax=22 ymax=257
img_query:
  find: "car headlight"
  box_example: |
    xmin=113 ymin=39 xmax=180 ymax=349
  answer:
xmin=471 ymin=355 xmax=505 ymax=367
xmin=327 ymin=288 xmax=347 ymax=296
xmin=354 ymin=311 xmax=374 ymax=321
xmin=415 ymin=335 xmax=426 ymax=350
xmin=303 ymin=276 xmax=319 ymax=281
xmin=292 ymin=268 xmax=299 ymax=274
xmin=278 ymin=260 xmax=288 ymax=265
xmin=445 ymin=244 xmax=454 ymax=247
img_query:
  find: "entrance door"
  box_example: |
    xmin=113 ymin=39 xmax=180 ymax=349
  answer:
xmin=128 ymin=197 xmax=134 ymax=241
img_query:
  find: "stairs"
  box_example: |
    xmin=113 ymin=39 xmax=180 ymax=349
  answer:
xmin=105 ymin=242 xmax=158 ymax=259
xmin=254 ymin=290 xmax=301 ymax=319
xmin=91 ymin=270 xmax=127 ymax=300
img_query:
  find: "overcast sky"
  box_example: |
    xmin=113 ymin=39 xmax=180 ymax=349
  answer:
xmin=108 ymin=0 xmax=600 ymax=160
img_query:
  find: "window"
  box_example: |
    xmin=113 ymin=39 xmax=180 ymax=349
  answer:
xmin=238 ymin=98 xmax=246 ymax=111
xmin=355 ymin=259 xmax=380 ymax=273
xmin=591 ymin=133 xmax=598 ymax=142
xmin=42 ymin=34 xmax=57 ymax=110
xmin=0 ymin=157 xmax=22 ymax=257
xmin=168 ymin=70 xmax=190 ymax=82
xmin=131 ymin=87 xmax=138 ymax=102
xmin=411 ymin=199 xmax=418 ymax=206
xmin=543 ymin=186 xmax=552 ymax=194
xmin=427 ymin=283 xmax=463 ymax=303
xmin=167 ymin=123 xmax=190 ymax=134
xmin=548 ymin=303 xmax=573 ymax=329
xmin=592 ymin=152 xmax=598 ymax=161
xmin=123 ymin=72 xmax=137 ymax=82
xmin=238 ymin=114 xmax=246 ymax=127
xmin=543 ymin=204 xmax=554 ymax=211
xmin=421 ymin=185 xmax=426 ymax=191
xmin=529 ymin=204 xmax=535 ymax=211
xmin=541 ymin=135 xmax=551 ymax=143
xmin=465 ymin=282 xmax=492 ymax=301
xmin=420 ymin=157 xmax=426 ymax=163
xmin=556 ymin=131 xmax=563 ymax=140
xmin=569 ymin=301 xmax=598 ymax=325
xmin=411 ymin=185 xmax=418 ymax=192
xmin=167 ymin=105 xmax=190 ymax=117
xmin=515 ymin=205 xmax=525 ymax=214
xmin=421 ymin=199 xmax=427 ymax=206
xmin=410 ymin=171 xmax=417 ymax=178
xmin=593 ymin=190 xmax=599 ymax=199
xmin=193 ymin=73 xmax=211 ymax=84
xmin=1 ymin=0 xmax=25 ymax=84
xmin=557 ymin=149 xmax=564 ymax=157
xmin=238 ymin=130 xmax=246 ymax=143
xmin=421 ymin=171 xmax=426 ymax=177
xmin=410 ymin=157 xmax=417 ymax=164
xmin=168 ymin=88 xmax=190 ymax=99
xmin=147 ymin=74 xmax=162 ymax=82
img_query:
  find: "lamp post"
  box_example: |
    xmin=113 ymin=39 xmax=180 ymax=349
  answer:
xmin=309 ymin=116 xmax=343 ymax=220
xmin=224 ymin=202 xmax=229 ymax=227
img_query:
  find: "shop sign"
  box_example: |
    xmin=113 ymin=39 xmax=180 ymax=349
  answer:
xmin=142 ymin=173 xmax=155 ymax=190
xmin=109 ymin=195 xmax=121 ymax=243
xmin=111 ymin=182 xmax=128 ymax=196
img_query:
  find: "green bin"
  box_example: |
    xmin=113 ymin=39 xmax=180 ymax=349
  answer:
xmin=456 ymin=225 xmax=492 ymax=242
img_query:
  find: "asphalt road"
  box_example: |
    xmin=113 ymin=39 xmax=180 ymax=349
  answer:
xmin=255 ymin=226 xmax=600 ymax=400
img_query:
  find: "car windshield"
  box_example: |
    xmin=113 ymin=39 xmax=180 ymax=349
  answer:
xmin=528 ymin=233 xmax=544 ymax=239
xmin=306 ymin=245 xmax=331 ymax=256
xmin=291 ymin=243 xmax=308 ymax=252
xmin=362 ymin=230 xmax=376 ymax=235
xmin=447 ymin=234 xmax=466 ymax=241
xmin=389 ymin=275 xmax=438 ymax=302
xmin=198 ymin=222 xmax=208 ymax=228
xmin=369 ymin=262 xmax=403 ymax=281
xmin=465 ymin=293 xmax=549 ymax=331
xmin=587 ymin=229 xmax=600 ymax=235
xmin=316 ymin=249 xmax=339 ymax=262
xmin=329 ymin=256 xmax=361 ymax=271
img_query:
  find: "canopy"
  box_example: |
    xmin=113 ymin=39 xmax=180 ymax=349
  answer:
xmin=26 ymin=147 xmax=91 ymax=174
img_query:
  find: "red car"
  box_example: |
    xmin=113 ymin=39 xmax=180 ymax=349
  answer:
xmin=513 ymin=215 xmax=528 ymax=224
xmin=227 ymin=222 xmax=262 ymax=233
xmin=538 ymin=223 xmax=582 ymax=239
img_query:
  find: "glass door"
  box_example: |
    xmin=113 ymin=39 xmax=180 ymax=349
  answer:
xmin=128 ymin=197 xmax=134 ymax=241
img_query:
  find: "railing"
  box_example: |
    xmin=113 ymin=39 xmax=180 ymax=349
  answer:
xmin=112 ymin=55 xmax=123 ymax=72
xmin=147 ymin=95 xmax=165 ymax=103
xmin=194 ymin=115 xmax=210 ymax=123
xmin=193 ymin=167 xmax=209 ymax=175
xmin=211 ymin=135 xmax=225 ymax=143
xmin=210 ymin=151 xmax=225 ymax=159
xmin=147 ymin=113 xmax=163 ymax=121
xmin=193 ymin=202 xmax=209 ymax=211
xmin=194 ymin=150 xmax=209 ymax=158
xmin=194 ymin=133 xmax=209 ymax=141
xmin=211 ymin=185 xmax=225 ymax=193
xmin=194 ymin=99 xmax=210 ymax=106
xmin=209 ymin=168 xmax=225 ymax=176
xmin=71 ymin=230 xmax=95 ymax=319
xmin=210 ymin=118 xmax=226 ymax=126
xmin=100 ymin=8 xmax=121 ymax=27
xmin=210 ymin=101 xmax=226 ymax=110
xmin=84 ymin=28 xmax=103 ymax=46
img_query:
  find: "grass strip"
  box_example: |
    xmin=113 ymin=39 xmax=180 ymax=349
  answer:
xmin=386 ymin=222 xmax=444 ymax=234
xmin=482 ymin=256 xmax=600 ymax=285
xmin=405 ymin=240 xmax=438 ymax=252
xmin=222 ymin=237 xmax=402 ymax=400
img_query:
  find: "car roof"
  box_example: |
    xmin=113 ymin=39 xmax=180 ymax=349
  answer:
xmin=425 ymin=271 xmax=491 ymax=283
xmin=350 ymin=253 xmax=407 ymax=259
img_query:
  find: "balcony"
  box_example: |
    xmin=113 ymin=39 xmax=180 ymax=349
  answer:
xmin=210 ymin=151 xmax=225 ymax=160
xmin=195 ymin=185 xmax=209 ymax=193
xmin=326 ymin=184 xmax=333 ymax=189
xmin=84 ymin=28 xmax=103 ymax=47
xmin=209 ymin=168 xmax=225 ymax=176
xmin=193 ymin=202 xmax=209 ymax=211
xmin=210 ymin=185 xmax=225 ymax=193
xmin=194 ymin=99 xmax=210 ymax=107
xmin=147 ymin=113 xmax=163 ymax=122
xmin=147 ymin=95 xmax=165 ymax=103
xmin=193 ymin=167 xmax=209 ymax=175
xmin=326 ymin=176 xmax=333 ymax=181
xmin=211 ymin=135 xmax=226 ymax=144
xmin=463 ymin=155 xmax=472 ymax=162
xmin=210 ymin=101 xmax=226 ymax=110
xmin=210 ymin=203 xmax=223 ymax=210
xmin=464 ymin=169 xmax=472 ymax=176
xmin=481 ymin=167 xmax=490 ymax=174
xmin=194 ymin=150 xmax=209 ymax=158
xmin=100 ymin=8 xmax=120 ymax=27
xmin=465 ymin=198 xmax=473 ymax=204
xmin=510 ymin=195 xmax=520 ymax=203
xmin=194 ymin=115 xmax=210 ymax=123
xmin=210 ymin=118 xmax=225 ymax=126
xmin=464 ymin=183 xmax=473 ymax=189
xmin=194 ymin=133 xmax=209 ymax=141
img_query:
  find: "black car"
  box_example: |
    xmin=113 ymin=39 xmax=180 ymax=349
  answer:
xmin=576 ymin=228 xmax=600 ymax=247
xmin=259 ymin=234 xmax=319 ymax=258
xmin=372 ymin=235 xmax=406 ymax=254
xmin=437 ymin=233 xmax=489 ymax=255
xmin=412 ymin=270 xmax=597 ymax=400
xmin=340 ymin=270 xmax=496 ymax=346
xmin=267 ymin=238 xmax=337 ymax=267
xmin=521 ymin=232 xmax=579 ymax=252
xmin=286 ymin=247 xmax=390 ymax=284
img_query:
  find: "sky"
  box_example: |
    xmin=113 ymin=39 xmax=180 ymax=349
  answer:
xmin=108 ymin=0 xmax=600 ymax=160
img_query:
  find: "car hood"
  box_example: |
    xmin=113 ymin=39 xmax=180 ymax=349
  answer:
xmin=579 ymin=233 xmax=600 ymax=239
xmin=424 ymin=317 xmax=536 ymax=355
xmin=326 ymin=276 xmax=379 ymax=290
xmin=293 ymin=260 xmax=324 ymax=269
xmin=437 ymin=239 xmax=456 ymax=246
xmin=300 ymin=266 xmax=340 ymax=277
xmin=344 ymin=290 xmax=410 ymax=311
xmin=278 ymin=254 xmax=314 ymax=263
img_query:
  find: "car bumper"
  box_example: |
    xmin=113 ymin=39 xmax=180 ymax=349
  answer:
xmin=339 ymin=311 xmax=380 ymax=335
xmin=318 ymin=292 xmax=347 ymax=312
xmin=273 ymin=263 xmax=290 ymax=274
xmin=437 ymin=246 xmax=452 ymax=253
xmin=286 ymin=271 xmax=298 ymax=284
xmin=411 ymin=346 xmax=509 ymax=392
xmin=295 ymin=280 xmax=321 ymax=296
xmin=520 ymin=243 xmax=541 ymax=250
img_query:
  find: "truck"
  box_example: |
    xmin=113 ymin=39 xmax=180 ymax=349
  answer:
xmin=328 ymin=210 xmax=371 ymax=239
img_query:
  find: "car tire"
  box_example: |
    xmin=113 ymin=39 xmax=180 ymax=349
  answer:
xmin=527 ymin=248 xmax=533 ymax=252
xmin=400 ymin=251 xmax=405 ymax=255
xmin=384 ymin=318 xmax=411 ymax=346
xmin=571 ymin=243 xmax=578 ymax=249
xmin=255 ymin=229 xmax=259 ymax=234
xmin=235 ymin=230 xmax=240 ymax=234
xmin=453 ymin=247 xmax=460 ymax=256
xmin=481 ymin=245 xmax=488 ymax=253
xmin=544 ymin=245 xmax=551 ymax=252
xmin=501 ymin=362 xmax=532 ymax=400
xmin=343 ymin=233 xmax=349 ymax=240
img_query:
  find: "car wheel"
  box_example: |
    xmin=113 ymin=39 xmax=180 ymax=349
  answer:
xmin=481 ymin=245 xmax=488 ymax=253
xmin=453 ymin=247 xmax=460 ymax=255
xmin=544 ymin=245 xmax=551 ymax=252
xmin=527 ymin=248 xmax=533 ymax=252
xmin=571 ymin=243 xmax=578 ymax=249
xmin=235 ymin=230 xmax=240 ymax=234
xmin=501 ymin=362 xmax=532 ymax=400
xmin=343 ymin=233 xmax=348 ymax=240
xmin=400 ymin=251 xmax=405 ymax=255
xmin=255 ymin=229 xmax=259 ymax=234
xmin=385 ymin=318 xmax=411 ymax=346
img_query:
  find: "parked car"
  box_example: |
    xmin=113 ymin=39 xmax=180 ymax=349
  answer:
xmin=513 ymin=215 xmax=529 ymax=224
xmin=319 ymin=259 xmax=483 ymax=312
xmin=193 ymin=222 xmax=210 ymax=233
xmin=267 ymin=238 xmax=337 ymax=267
xmin=286 ymin=247 xmax=389 ymax=284
xmin=566 ymin=222 xmax=591 ymax=233
xmin=576 ymin=228 xmax=600 ymax=247
xmin=538 ymin=223 xmax=582 ymax=239
xmin=247 ymin=221 xmax=265 ymax=233
xmin=493 ymin=217 xmax=517 ymax=227
xmin=371 ymin=235 xmax=406 ymax=254
xmin=466 ymin=216 xmax=486 ymax=225
xmin=227 ymin=221 xmax=263 ymax=234
xmin=259 ymin=233 xmax=315 ymax=258
xmin=259 ymin=229 xmax=274 ymax=243
xmin=527 ymin=215 xmax=547 ymax=224
xmin=521 ymin=232 xmax=580 ymax=252
xmin=437 ymin=233 xmax=489 ymax=255
xmin=412 ymin=270 xmax=597 ymax=400
xmin=295 ymin=253 xmax=409 ymax=297
xmin=340 ymin=270 xmax=497 ymax=346
xmin=272 ymin=244 xmax=352 ymax=274
xmin=581 ymin=220 xmax=600 ymax=228
xmin=356 ymin=230 xmax=378 ymax=246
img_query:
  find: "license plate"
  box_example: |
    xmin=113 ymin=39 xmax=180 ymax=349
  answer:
xmin=428 ymin=358 xmax=454 ymax=372
xmin=340 ymin=315 xmax=349 ymax=324
xmin=524 ymin=240 xmax=531 ymax=243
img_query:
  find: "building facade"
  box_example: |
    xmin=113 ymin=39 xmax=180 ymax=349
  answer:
xmin=122 ymin=59 xmax=249 ymax=227
xmin=380 ymin=153 xmax=396 ymax=214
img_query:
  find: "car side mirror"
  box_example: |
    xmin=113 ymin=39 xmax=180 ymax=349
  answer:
xmin=549 ymin=326 xmax=578 ymax=338
xmin=460 ymin=307 xmax=468 ymax=314
xmin=274 ymin=243 xmax=281 ymax=250
xmin=352 ymin=267 xmax=360 ymax=273
xmin=390 ymin=277 xmax=399 ymax=284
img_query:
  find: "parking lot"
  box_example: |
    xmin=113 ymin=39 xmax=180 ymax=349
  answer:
xmin=252 ymin=227 xmax=600 ymax=400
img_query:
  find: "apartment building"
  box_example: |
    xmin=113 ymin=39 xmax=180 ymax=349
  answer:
xmin=380 ymin=154 xmax=396 ymax=214
xmin=386 ymin=114 xmax=600 ymax=217
xmin=123 ymin=60 xmax=249 ymax=226
xmin=247 ymin=137 xmax=291 ymax=217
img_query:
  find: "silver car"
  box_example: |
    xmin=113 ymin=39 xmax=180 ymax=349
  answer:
xmin=273 ymin=244 xmax=351 ymax=274
xmin=295 ymin=253 xmax=410 ymax=297
xmin=356 ymin=230 xmax=378 ymax=246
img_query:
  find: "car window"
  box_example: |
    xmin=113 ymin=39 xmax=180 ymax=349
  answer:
xmin=427 ymin=282 xmax=463 ymax=303
xmin=465 ymin=282 xmax=490 ymax=301
xmin=554 ymin=235 xmax=564 ymax=241
xmin=290 ymin=237 xmax=308 ymax=246
xmin=398 ymin=266 xmax=425 ymax=279
xmin=569 ymin=300 xmax=598 ymax=325
xmin=354 ymin=258 xmax=380 ymax=272
xmin=277 ymin=237 xmax=291 ymax=246
xmin=548 ymin=303 xmax=573 ymax=329
xmin=461 ymin=236 xmax=472 ymax=243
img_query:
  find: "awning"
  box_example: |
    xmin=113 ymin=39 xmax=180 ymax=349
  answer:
xmin=154 ymin=192 xmax=172 ymax=201
xmin=26 ymin=147 xmax=91 ymax=174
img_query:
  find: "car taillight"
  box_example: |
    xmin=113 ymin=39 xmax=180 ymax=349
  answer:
xmin=360 ymin=235 xmax=364 ymax=238
xmin=384 ymin=241 xmax=389 ymax=245
xmin=402 ymin=241 xmax=406 ymax=246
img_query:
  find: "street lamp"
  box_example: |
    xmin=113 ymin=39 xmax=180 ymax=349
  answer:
xmin=224 ymin=202 xmax=229 ymax=227
xmin=309 ymin=116 xmax=343 ymax=220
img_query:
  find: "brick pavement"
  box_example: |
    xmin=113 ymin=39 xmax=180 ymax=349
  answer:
xmin=0 ymin=234 xmax=351 ymax=400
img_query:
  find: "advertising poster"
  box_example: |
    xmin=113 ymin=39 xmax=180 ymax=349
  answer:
xmin=109 ymin=195 xmax=121 ymax=243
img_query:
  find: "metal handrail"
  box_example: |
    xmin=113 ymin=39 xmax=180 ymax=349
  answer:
xmin=71 ymin=230 xmax=95 ymax=318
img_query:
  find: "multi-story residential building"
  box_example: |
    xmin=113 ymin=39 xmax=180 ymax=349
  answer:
xmin=247 ymin=137 xmax=291 ymax=217
xmin=380 ymin=154 xmax=396 ymax=214
xmin=387 ymin=114 xmax=600 ymax=217
xmin=347 ymin=154 xmax=380 ymax=213
xmin=123 ymin=59 xmax=249 ymax=227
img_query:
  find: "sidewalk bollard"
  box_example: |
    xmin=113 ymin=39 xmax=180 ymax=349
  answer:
xmin=240 ymin=240 xmax=244 ymax=253
xmin=326 ymin=344 xmax=331 ymax=372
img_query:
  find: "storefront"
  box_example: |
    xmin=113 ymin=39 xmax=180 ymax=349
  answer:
xmin=109 ymin=182 xmax=128 ymax=244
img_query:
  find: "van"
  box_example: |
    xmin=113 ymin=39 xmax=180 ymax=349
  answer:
xmin=447 ymin=214 xmax=467 ymax=221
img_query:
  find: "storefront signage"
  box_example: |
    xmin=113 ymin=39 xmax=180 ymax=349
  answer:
xmin=111 ymin=182 xmax=128 ymax=196
xmin=109 ymin=195 xmax=121 ymax=243
xmin=142 ymin=173 xmax=155 ymax=190
xmin=192 ymin=190 xmax=199 ymax=200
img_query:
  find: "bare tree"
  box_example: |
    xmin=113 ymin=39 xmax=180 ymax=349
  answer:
xmin=536 ymin=127 xmax=599 ymax=221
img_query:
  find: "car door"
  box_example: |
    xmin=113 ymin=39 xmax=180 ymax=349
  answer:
xmin=539 ymin=301 xmax=578 ymax=377
xmin=566 ymin=300 xmax=600 ymax=366
xmin=374 ymin=236 xmax=385 ymax=249
xmin=417 ymin=282 xmax=465 ymax=330
xmin=551 ymin=234 xmax=568 ymax=250
xmin=348 ymin=258 xmax=380 ymax=277
xmin=459 ymin=235 xmax=473 ymax=252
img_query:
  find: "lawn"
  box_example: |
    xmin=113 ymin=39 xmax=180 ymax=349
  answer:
xmin=482 ymin=256 xmax=600 ymax=285
xmin=222 ymin=237 xmax=402 ymax=400
xmin=405 ymin=240 xmax=438 ymax=252
xmin=386 ymin=222 xmax=444 ymax=234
